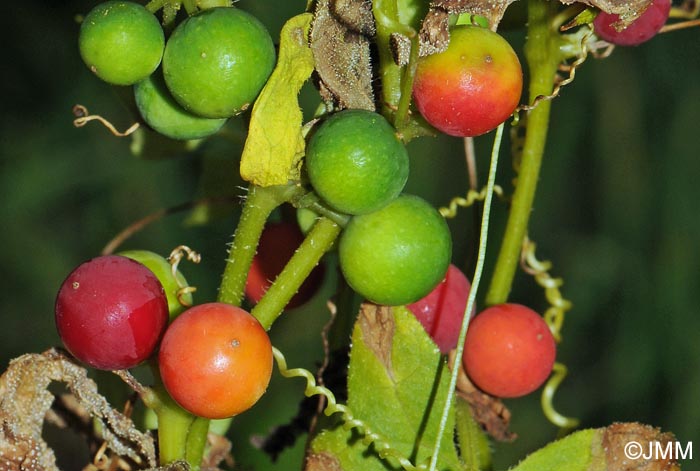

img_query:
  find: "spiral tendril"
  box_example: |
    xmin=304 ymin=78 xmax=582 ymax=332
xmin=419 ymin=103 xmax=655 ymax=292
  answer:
xmin=520 ymin=236 xmax=579 ymax=430
xmin=438 ymin=185 xmax=505 ymax=219
xmin=541 ymin=363 xmax=580 ymax=430
xmin=272 ymin=346 xmax=428 ymax=470
xmin=514 ymin=30 xmax=601 ymax=118
xmin=520 ymin=236 xmax=571 ymax=343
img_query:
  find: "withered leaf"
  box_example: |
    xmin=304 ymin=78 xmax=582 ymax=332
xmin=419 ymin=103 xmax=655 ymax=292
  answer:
xmin=448 ymin=350 xmax=516 ymax=442
xmin=331 ymin=0 xmax=376 ymax=35
xmin=202 ymin=433 xmax=234 ymax=471
xmin=418 ymin=8 xmax=451 ymax=56
xmin=357 ymin=303 xmax=395 ymax=380
xmin=431 ymin=0 xmax=519 ymax=30
xmin=601 ymin=423 xmax=681 ymax=471
xmin=0 ymin=349 xmax=156 ymax=470
xmin=419 ymin=0 xmax=655 ymax=56
xmin=511 ymin=422 xmax=681 ymax=471
xmin=560 ymin=0 xmax=655 ymax=29
xmin=311 ymin=0 xmax=375 ymax=111
xmin=239 ymin=13 xmax=315 ymax=187
xmin=305 ymin=452 xmax=343 ymax=471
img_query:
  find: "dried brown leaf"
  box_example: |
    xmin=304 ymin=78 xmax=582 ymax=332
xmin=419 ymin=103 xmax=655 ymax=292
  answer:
xmin=310 ymin=0 xmax=375 ymax=110
xmin=448 ymin=350 xmax=516 ymax=442
xmin=601 ymin=422 xmax=681 ymax=471
xmin=331 ymin=0 xmax=376 ymax=35
xmin=418 ymin=8 xmax=451 ymax=56
xmin=418 ymin=0 xmax=654 ymax=56
xmin=560 ymin=0 xmax=655 ymax=29
xmin=201 ymin=433 xmax=234 ymax=471
xmin=432 ymin=0 xmax=518 ymax=29
xmin=305 ymin=452 xmax=343 ymax=471
xmin=0 ymin=349 xmax=156 ymax=470
xmin=358 ymin=303 xmax=395 ymax=380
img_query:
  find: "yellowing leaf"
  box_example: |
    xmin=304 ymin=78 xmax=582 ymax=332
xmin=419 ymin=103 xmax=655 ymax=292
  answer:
xmin=240 ymin=13 xmax=314 ymax=186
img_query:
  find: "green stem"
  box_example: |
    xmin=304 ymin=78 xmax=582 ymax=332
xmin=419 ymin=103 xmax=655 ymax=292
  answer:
xmin=251 ymin=216 xmax=341 ymax=330
xmin=141 ymin=367 xmax=209 ymax=470
xmin=373 ymin=0 xmax=403 ymax=115
xmin=484 ymin=0 xmax=562 ymax=306
xmin=197 ymin=0 xmax=233 ymax=9
xmin=181 ymin=0 xmax=198 ymax=14
xmin=144 ymin=0 xmax=167 ymax=14
xmin=394 ymin=33 xmax=420 ymax=132
xmin=217 ymin=184 xmax=301 ymax=307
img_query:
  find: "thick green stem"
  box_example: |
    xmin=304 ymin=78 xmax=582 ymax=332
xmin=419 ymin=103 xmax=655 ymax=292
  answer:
xmin=150 ymin=387 xmax=209 ymax=469
xmin=484 ymin=0 xmax=562 ymax=306
xmin=217 ymin=184 xmax=301 ymax=306
xmin=251 ymin=216 xmax=341 ymax=330
xmin=141 ymin=367 xmax=209 ymax=470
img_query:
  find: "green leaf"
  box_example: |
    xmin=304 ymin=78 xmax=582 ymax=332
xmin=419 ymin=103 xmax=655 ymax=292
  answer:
xmin=307 ymin=304 xmax=464 ymax=471
xmin=508 ymin=428 xmax=600 ymax=471
xmin=239 ymin=13 xmax=314 ymax=187
xmin=455 ymin=397 xmax=492 ymax=471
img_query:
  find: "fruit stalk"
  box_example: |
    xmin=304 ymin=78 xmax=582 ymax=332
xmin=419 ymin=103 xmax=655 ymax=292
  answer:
xmin=484 ymin=0 xmax=563 ymax=305
xmin=218 ymin=184 xmax=301 ymax=307
xmin=142 ymin=379 xmax=209 ymax=470
xmin=372 ymin=0 xmax=404 ymax=114
xmin=251 ymin=216 xmax=341 ymax=330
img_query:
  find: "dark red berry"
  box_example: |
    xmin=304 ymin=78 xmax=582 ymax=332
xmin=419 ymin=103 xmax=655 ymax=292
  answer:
xmin=55 ymin=255 xmax=169 ymax=370
xmin=246 ymin=222 xmax=325 ymax=309
xmin=408 ymin=264 xmax=474 ymax=354
xmin=593 ymin=0 xmax=671 ymax=46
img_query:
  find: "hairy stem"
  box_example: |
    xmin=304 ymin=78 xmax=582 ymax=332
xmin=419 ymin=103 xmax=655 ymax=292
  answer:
xmin=484 ymin=0 xmax=563 ymax=306
xmin=217 ymin=184 xmax=301 ymax=307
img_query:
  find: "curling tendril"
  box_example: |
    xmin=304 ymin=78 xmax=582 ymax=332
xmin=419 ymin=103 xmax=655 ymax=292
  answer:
xmin=272 ymin=346 xmax=428 ymax=471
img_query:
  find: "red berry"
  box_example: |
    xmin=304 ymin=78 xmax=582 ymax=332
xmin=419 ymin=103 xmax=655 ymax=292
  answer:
xmin=412 ymin=25 xmax=522 ymax=137
xmin=407 ymin=264 xmax=474 ymax=353
xmin=246 ymin=222 xmax=324 ymax=309
xmin=158 ymin=303 xmax=273 ymax=419
xmin=462 ymin=303 xmax=556 ymax=398
xmin=593 ymin=0 xmax=671 ymax=46
xmin=55 ymin=255 xmax=168 ymax=370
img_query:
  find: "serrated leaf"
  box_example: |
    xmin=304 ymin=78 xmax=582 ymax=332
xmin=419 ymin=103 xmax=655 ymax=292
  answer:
xmin=307 ymin=304 xmax=463 ymax=471
xmin=239 ymin=13 xmax=314 ymax=187
xmin=508 ymin=422 xmax=681 ymax=471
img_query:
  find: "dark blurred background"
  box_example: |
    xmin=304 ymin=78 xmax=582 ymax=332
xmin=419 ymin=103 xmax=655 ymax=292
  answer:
xmin=2 ymin=1 xmax=699 ymax=469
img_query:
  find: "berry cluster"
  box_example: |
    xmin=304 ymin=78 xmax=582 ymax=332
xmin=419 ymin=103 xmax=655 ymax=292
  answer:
xmin=79 ymin=1 xmax=275 ymax=140
xmin=55 ymin=254 xmax=272 ymax=419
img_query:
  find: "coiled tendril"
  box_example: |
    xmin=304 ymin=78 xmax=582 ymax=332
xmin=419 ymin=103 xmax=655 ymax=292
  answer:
xmin=272 ymin=346 xmax=428 ymax=471
xmin=438 ymin=185 xmax=505 ymax=219
xmin=520 ymin=236 xmax=579 ymax=430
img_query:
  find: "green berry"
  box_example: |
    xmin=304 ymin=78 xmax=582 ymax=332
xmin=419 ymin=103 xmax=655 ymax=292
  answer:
xmin=134 ymin=73 xmax=227 ymax=140
xmin=305 ymin=110 xmax=409 ymax=215
xmin=79 ymin=1 xmax=164 ymax=85
xmin=339 ymin=195 xmax=452 ymax=305
xmin=162 ymin=7 xmax=276 ymax=118
xmin=118 ymin=250 xmax=192 ymax=320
